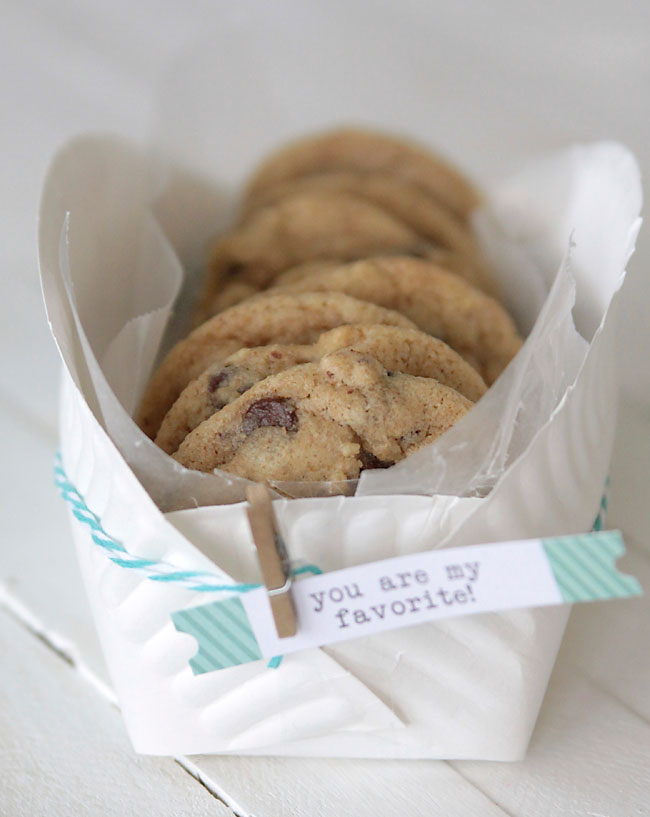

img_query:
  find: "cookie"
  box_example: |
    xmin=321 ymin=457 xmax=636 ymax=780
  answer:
xmin=173 ymin=350 xmax=473 ymax=481
xmin=241 ymin=170 xmax=493 ymax=292
xmin=272 ymin=246 xmax=494 ymax=298
xmin=266 ymin=256 xmax=522 ymax=384
xmin=206 ymin=280 xmax=260 ymax=314
xmin=259 ymin=258 xmax=343 ymax=287
xmin=244 ymin=171 xmax=496 ymax=295
xmin=207 ymin=259 xmax=343 ymax=316
xmin=137 ymin=291 xmax=417 ymax=440
xmin=207 ymin=245 xmax=497 ymax=318
xmin=155 ymin=324 xmax=487 ymax=454
xmin=245 ymin=128 xmax=481 ymax=221
xmin=314 ymin=325 xmax=487 ymax=401
xmin=196 ymin=191 xmax=430 ymax=324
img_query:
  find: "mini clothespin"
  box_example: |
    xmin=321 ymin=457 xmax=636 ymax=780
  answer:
xmin=246 ymin=483 xmax=297 ymax=638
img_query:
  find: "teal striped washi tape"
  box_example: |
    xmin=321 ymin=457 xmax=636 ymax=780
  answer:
xmin=173 ymin=529 xmax=642 ymax=675
xmin=542 ymin=530 xmax=641 ymax=603
xmin=172 ymin=596 xmax=264 ymax=674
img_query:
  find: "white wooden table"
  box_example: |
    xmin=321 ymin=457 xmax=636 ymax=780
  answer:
xmin=1 ymin=2 xmax=649 ymax=814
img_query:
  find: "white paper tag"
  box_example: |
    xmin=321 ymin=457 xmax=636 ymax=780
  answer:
xmin=171 ymin=531 xmax=641 ymax=673
xmin=242 ymin=539 xmax=562 ymax=657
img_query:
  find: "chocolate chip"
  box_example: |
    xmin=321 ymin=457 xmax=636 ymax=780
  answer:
xmin=359 ymin=449 xmax=395 ymax=471
xmin=242 ymin=398 xmax=298 ymax=435
xmin=224 ymin=261 xmax=245 ymax=278
xmin=207 ymin=370 xmax=230 ymax=393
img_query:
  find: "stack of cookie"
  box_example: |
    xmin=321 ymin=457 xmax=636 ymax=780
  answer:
xmin=138 ymin=128 xmax=523 ymax=483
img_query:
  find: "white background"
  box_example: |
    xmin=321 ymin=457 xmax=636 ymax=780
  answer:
xmin=1 ymin=1 xmax=649 ymax=814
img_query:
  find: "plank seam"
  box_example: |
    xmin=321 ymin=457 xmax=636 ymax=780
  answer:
xmin=0 ymin=582 xmax=242 ymax=816
xmin=444 ymin=763 xmax=519 ymax=817
xmin=174 ymin=757 xmax=250 ymax=817
xmin=567 ymin=660 xmax=650 ymax=731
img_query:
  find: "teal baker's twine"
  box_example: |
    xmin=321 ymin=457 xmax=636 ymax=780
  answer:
xmin=55 ymin=449 xmax=609 ymax=576
xmin=54 ymin=452 xmax=322 ymax=669
xmin=53 ymin=452 xmax=322 ymax=591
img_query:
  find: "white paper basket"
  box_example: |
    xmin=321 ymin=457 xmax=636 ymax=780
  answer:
xmin=38 ymin=6 xmax=642 ymax=759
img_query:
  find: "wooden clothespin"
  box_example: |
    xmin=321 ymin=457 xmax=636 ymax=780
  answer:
xmin=246 ymin=483 xmax=297 ymax=638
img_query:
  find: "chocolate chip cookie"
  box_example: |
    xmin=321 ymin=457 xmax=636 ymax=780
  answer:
xmin=245 ymin=127 xmax=481 ymax=220
xmin=206 ymin=245 xmax=497 ymax=317
xmin=173 ymin=350 xmax=473 ymax=481
xmin=241 ymin=170 xmax=493 ymax=292
xmin=207 ymin=259 xmax=345 ymax=316
xmin=137 ymin=292 xmax=417 ymax=440
xmin=196 ymin=191 xmax=431 ymax=324
xmin=155 ymin=324 xmax=487 ymax=454
xmin=265 ymin=256 xmax=522 ymax=384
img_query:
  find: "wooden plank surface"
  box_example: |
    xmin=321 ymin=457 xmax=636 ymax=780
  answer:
xmin=0 ymin=608 xmax=228 ymax=817
xmin=190 ymin=755 xmax=512 ymax=817
xmin=0 ymin=392 xmax=108 ymax=684
xmin=452 ymin=664 xmax=650 ymax=817
xmin=1 ymin=1 xmax=649 ymax=815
